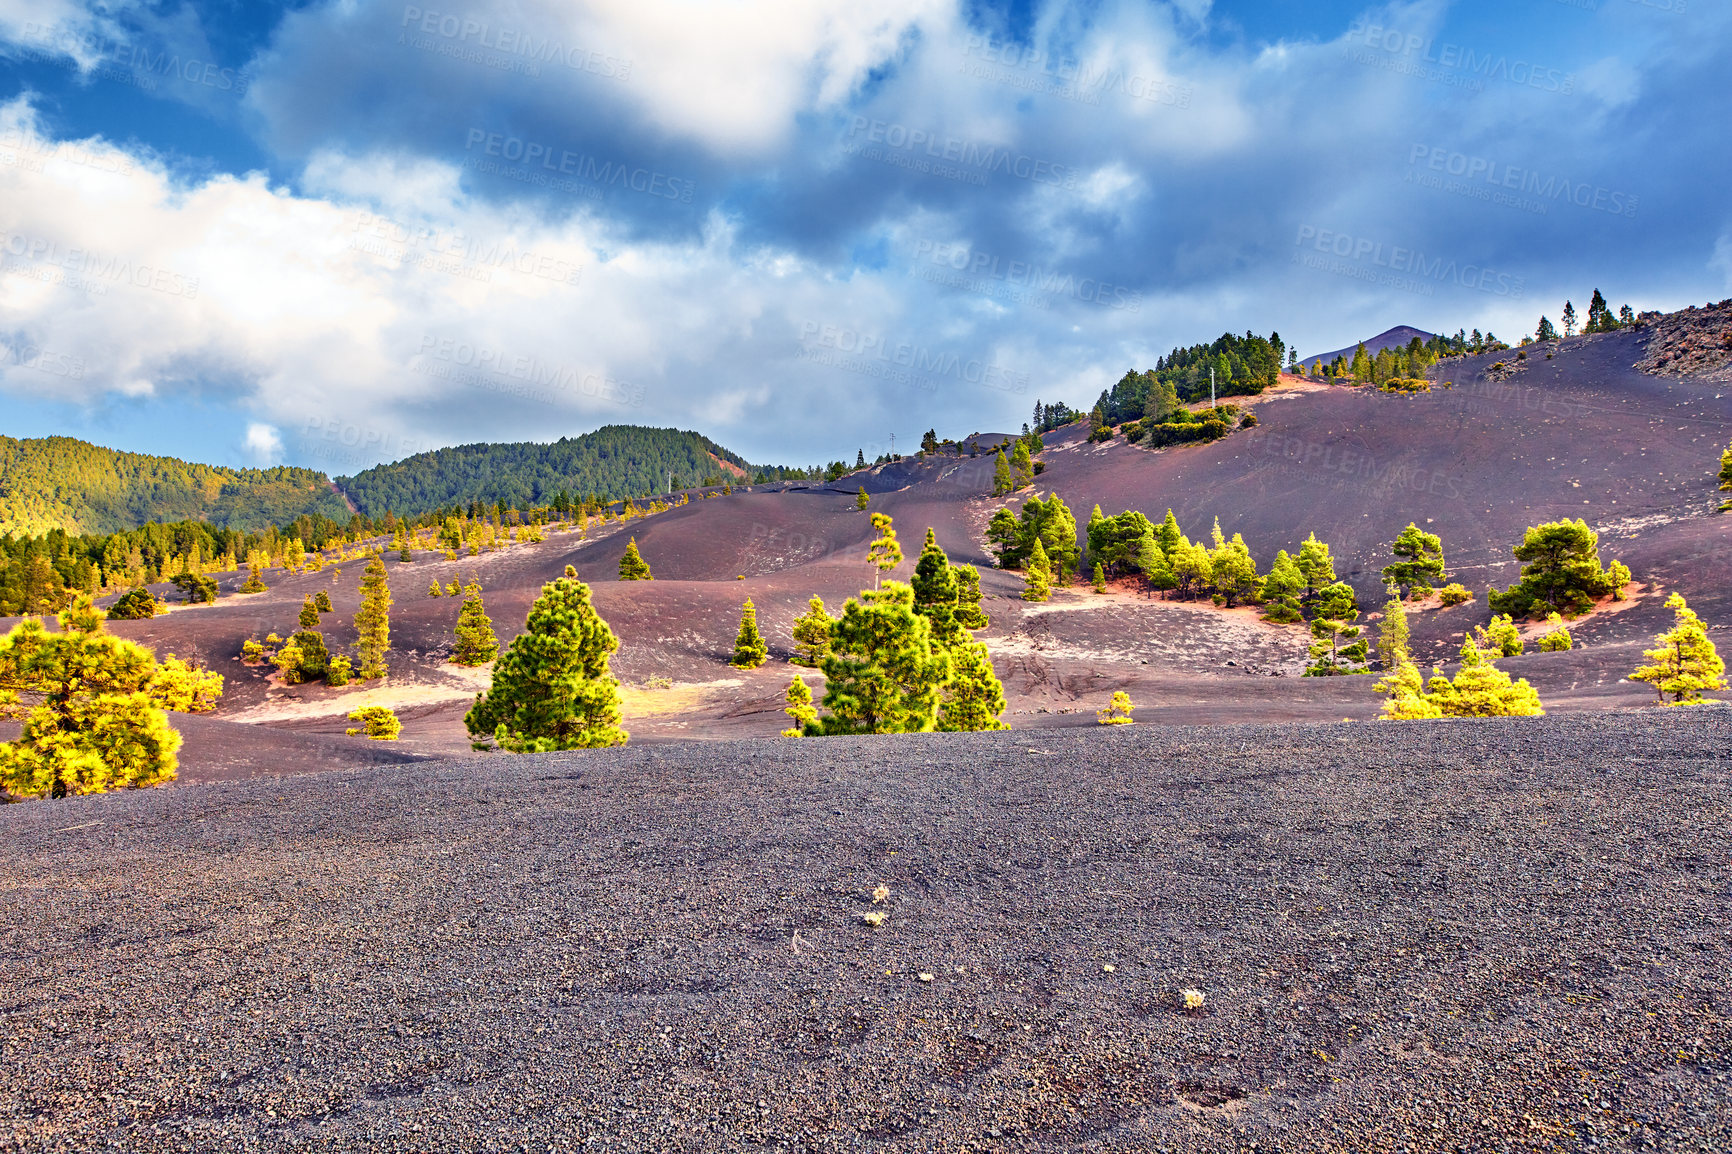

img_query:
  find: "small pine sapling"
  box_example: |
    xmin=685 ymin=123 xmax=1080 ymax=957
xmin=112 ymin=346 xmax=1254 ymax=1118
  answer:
xmin=782 ymin=675 xmax=818 ymax=736
xmin=730 ymin=598 xmax=769 ymax=668
xmin=1096 ymin=690 xmax=1134 ymax=725
xmin=345 ymin=705 xmax=401 ymax=740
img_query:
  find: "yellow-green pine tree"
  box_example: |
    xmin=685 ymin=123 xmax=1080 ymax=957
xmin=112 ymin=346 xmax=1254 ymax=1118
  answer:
xmin=1631 ymin=593 xmax=1726 ymax=705
xmin=355 ymin=556 xmax=392 ymax=679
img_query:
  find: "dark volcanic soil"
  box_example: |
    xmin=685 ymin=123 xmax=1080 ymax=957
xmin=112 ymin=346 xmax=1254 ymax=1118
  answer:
xmin=3 ymin=712 xmax=1729 ymax=1152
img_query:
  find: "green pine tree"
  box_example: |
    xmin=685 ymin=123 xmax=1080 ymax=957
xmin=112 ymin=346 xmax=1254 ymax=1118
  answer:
xmin=1304 ymin=582 xmax=1367 ymax=675
xmin=618 ymin=537 xmax=654 ymax=580
xmin=1631 ymin=594 xmax=1726 ymax=705
xmin=790 ymin=597 xmax=833 ymax=667
xmin=781 ymin=674 xmax=818 ymax=736
xmin=1259 ymin=549 xmax=1305 ymax=623
xmin=1092 ymin=561 xmax=1107 ymax=593
xmin=812 ymin=582 xmax=950 ymax=734
xmin=429 ymin=580 xmax=443 ymax=597
xmin=1420 ymin=637 xmax=1545 ymax=717
xmin=314 ymin=590 xmax=333 ymax=614
xmin=1021 ymin=538 xmax=1052 ymax=602
xmin=464 ymin=571 xmax=627 ymax=750
xmin=1377 ymin=592 xmax=1410 ymax=671
xmin=867 ymin=513 xmax=902 ymax=587
xmin=1537 ymin=612 xmax=1573 ymax=652
xmin=911 ymin=528 xmax=963 ymax=646
xmin=1209 ymin=533 xmax=1260 ymax=607
xmin=730 ymin=598 xmax=768 ymax=668
xmin=993 ymin=449 xmax=1014 ymax=496
xmin=1382 ymin=523 xmax=1446 ymax=596
xmin=938 ymin=641 xmax=1008 ymax=732
xmin=240 ymin=561 xmax=267 ymax=593
xmin=345 ymin=705 xmax=401 ymax=741
xmin=452 ymin=581 xmax=500 ymax=666
xmin=856 ymin=487 xmax=870 ymax=510
xmin=298 ymin=595 xmax=320 ymax=630
xmin=1473 ymin=614 xmax=1524 ymax=657
xmin=1296 ymin=533 xmax=1337 ymax=597
xmin=1010 ymin=440 xmax=1035 ymax=487
xmin=0 ymin=602 xmax=205 ymax=799
xmin=355 ymin=556 xmax=392 ymax=680
xmin=953 ymin=565 xmax=990 ymax=629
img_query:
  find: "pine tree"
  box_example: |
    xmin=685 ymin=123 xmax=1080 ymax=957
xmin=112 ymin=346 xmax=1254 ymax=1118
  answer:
xmin=618 ymin=537 xmax=654 ymax=580
xmin=240 ymin=561 xmax=267 ymax=593
xmin=1010 ymin=440 xmax=1035 ymax=487
xmin=1092 ymin=561 xmax=1107 ymax=593
xmin=1021 ymin=538 xmax=1051 ymax=602
xmin=1156 ymin=509 xmax=1183 ymax=554
xmin=355 ymin=556 xmax=392 ymax=680
xmin=1631 ymin=593 xmax=1726 ymax=705
xmin=146 ymin=654 xmax=224 ymax=713
xmin=1719 ymin=439 xmax=1732 ymax=500
xmin=289 ymin=629 xmax=330 ymax=683
xmin=1562 ymin=300 xmax=1577 ymax=336
xmin=464 ymin=571 xmax=627 ymax=750
xmin=1304 ymin=582 xmax=1367 ymax=675
xmin=953 ymin=565 xmax=990 ymax=629
xmin=1296 ymin=533 xmax=1337 ymax=596
xmin=1537 ymin=612 xmax=1573 ymax=652
xmin=812 ymin=582 xmax=950 ymax=734
xmin=911 ymin=529 xmax=963 ymax=646
xmin=1376 ymin=660 xmax=1444 ymax=720
xmin=299 ymin=595 xmax=320 ymax=630
xmin=1421 ymin=636 xmax=1545 ymax=717
xmin=939 ymin=641 xmax=1008 ymax=732
xmin=1490 ymin=519 xmax=1628 ymax=618
xmin=429 ymin=581 xmax=443 ymax=597
xmin=856 ymin=487 xmax=870 ymax=510
xmin=1382 ymin=523 xmax=1446 ymax=596
xmin=0 ymin=603 xmax=201 ymax=799
xmin=447 ymin=580 xmax=462 ymax=596
xmin=1169 ymin=538 xmax=1213 ymax=599
xmin=1536 ymin=315 xmax=1558 ymax=342
xmin=993 ymin=449 xmax=1014 ymax=496
xmin=730 ymin=599 xmax=768 ymax=668
xmin=1209 ymin=533 xmax=1260 ymax=607
xmin=452 ymin=581 xmax=500 ymax=665
xmin=790 ymin=597 xmax=833 ymax=667
xmin=106 ymin=588 xmax=159 ymax=620
xmin=314 ymin=590 xmax=333 ymax=614
xmin=781 ymin=674 xmax=818 ymax=736
xmin=1585 ymin=288 xmax=1613 ymax=333
xmin=1473 ymin=614 xmax=1524 ymax=657
xmin=1259 ymin=550 xmax=1305 ymax=622
xmin=326 ymin=655 xmax=352 ymax=686
xmin=1377 ymin=592 xmax=1411 ymax=670
xmin=867 ymin=513 xmax=902 ymax=587
xmin=856 ymin=449 xmax=866 ymax=469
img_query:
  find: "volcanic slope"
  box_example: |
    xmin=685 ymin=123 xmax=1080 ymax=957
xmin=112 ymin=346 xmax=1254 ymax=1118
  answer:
xmin=21 ymin=322 xmax=1730 ymax=779
xmin=1303 ymin=323 xmax=1435 ymax=367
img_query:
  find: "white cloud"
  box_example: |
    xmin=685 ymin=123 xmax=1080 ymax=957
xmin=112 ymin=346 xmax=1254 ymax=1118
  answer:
xmin=243 ymin=422 xmax=283 ymax=464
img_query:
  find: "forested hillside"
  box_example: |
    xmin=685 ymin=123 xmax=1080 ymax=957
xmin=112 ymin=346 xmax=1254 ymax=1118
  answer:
xmin=0 ymin=436 xmax=348 ymax=536
xmin=335 ymin=426 xmax=784 ymax=516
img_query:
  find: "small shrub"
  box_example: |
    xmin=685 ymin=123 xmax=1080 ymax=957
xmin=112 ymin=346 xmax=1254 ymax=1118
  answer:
xmin=1239 ymin=412 xmax=1258 ymax=428
xmin=326 ymin=655 xmax=353 ymax=686
xmin=1180 ymin=988 xmax=1206 ymax=1011
xmin=240 ymin=639 xmax=265 ymax=664
xmin=1096 ymin=690 xmax=1135 ymax=725
xmin=345 ymin=705 xmax=401 ymax=741
xmin=1437 ymin=583 xmax=1474 ymax=607
xmin=107 ymin=588 xmax=160 ymax=620
xmin=1537 ymin=613 xmax=1573 ymax=652
xmin=643 ymin=675 xmax=673 ymax=690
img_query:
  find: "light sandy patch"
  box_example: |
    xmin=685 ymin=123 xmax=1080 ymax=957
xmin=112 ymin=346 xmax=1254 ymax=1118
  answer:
xmin=230 ymin=682 xmax=478 ymax=724
xmin=620 ymin=679 xmax=743 ymax=719
xmin=996 ymin=594 xmax=1312 ymax=673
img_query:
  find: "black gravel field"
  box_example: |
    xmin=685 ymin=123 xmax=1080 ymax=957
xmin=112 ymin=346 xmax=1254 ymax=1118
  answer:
xmin=2 ymin=712 xmax=1730 ymax=1153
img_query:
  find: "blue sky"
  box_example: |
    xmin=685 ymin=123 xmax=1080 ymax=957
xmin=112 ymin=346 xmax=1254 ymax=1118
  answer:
xmin=1 ymin=0 xmax=1727 ymax=473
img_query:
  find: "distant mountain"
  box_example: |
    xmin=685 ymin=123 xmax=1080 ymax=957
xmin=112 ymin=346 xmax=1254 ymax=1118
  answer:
xmin=334 ymin=425 xmax=771 ymax=517
xmin=0 ymin=435 xmax=348 ymax=537
xmin=1303 ymin=326 xmax=1435 ymax=369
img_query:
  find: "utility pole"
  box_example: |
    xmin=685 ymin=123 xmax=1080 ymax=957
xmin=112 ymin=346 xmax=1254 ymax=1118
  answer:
xmin=1210 ymin=366 xmax=1216 ymax=408
xmin=889 ymin=432 xmax=895 ymax=459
